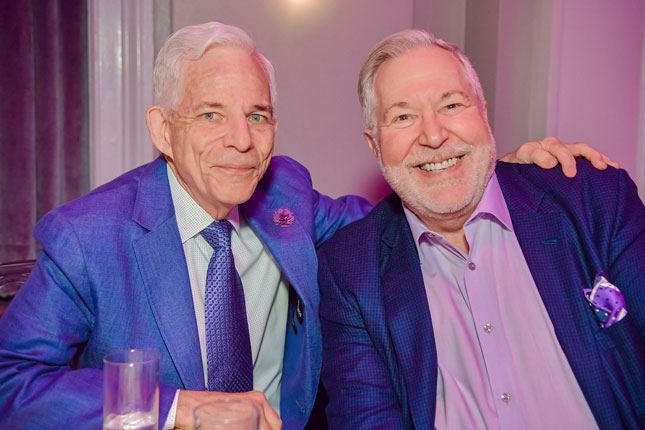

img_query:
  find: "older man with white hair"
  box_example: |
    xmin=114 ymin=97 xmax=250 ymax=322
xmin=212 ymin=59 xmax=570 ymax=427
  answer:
xmin=0 ymin=22 xmax=370 ymax=430
xmin=0 ymin=22 xmax=614 ymax=430
xmin=318 ymin=29 xmax=645 ymax=429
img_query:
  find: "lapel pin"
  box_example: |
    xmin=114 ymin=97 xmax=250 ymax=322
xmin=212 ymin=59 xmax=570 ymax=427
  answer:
xmin=273 ymin=208 xmax=294 ymax=228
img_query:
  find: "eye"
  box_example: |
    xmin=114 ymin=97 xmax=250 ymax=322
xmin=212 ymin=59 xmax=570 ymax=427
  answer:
xmin=203 ymin=112 xmax=220 ymax=120
xmin=440 ymin=102 xmax=468 ymax=115
xmin=391 ymin=113 xmax=415 ymax=124
xmin=249 ymin=113 xmax=269 ymax=123
xmin=387 ymin=113 xmax=416 ymax=128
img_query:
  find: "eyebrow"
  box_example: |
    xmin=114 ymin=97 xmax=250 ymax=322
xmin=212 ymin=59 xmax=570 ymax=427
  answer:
xmin=253 ymin=104 xmax=273 ymax=115
xmin=195 ymin=102 xmax=224 ymax=111
xmin=194 ymin=102 xmax=273 ymax=115
xmin=381 ymin=90 xmax=471 ymax=120
xmin=440 ymin=90 xmax=471 ymax=102
xmin=382 ymin=101 xmax=411 ymax=120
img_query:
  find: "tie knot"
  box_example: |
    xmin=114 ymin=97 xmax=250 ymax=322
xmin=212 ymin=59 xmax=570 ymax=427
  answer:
xmin=201 ymin=220 xmax=233 ymax=249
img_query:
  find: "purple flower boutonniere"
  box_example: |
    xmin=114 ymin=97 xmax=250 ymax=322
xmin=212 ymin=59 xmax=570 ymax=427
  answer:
xmin=273 ymin=208 xmax=294 ymax=228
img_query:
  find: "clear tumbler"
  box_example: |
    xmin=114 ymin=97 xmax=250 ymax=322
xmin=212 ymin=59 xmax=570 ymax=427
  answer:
xmin=103 ymin=348 xmax=160 ymax=430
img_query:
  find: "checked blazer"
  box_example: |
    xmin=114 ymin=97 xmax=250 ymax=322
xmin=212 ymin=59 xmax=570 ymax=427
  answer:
xmin=318 ymin=160 xmax=645 ymax=429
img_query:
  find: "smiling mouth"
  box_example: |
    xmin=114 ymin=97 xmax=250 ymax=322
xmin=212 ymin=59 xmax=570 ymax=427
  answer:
xmin=216 ymin=164 xmax=256 ymax=171
xmin=417 ymin=155 xmax=463 ymax=173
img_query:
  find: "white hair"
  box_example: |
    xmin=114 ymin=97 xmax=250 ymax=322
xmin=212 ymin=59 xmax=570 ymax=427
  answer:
xmin=358 ymin=29 xmax=484 ymax=133
xmin=153 ymin=22 xmax=277 ymax=117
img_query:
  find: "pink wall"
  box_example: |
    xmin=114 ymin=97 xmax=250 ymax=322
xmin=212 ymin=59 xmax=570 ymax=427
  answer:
xmin=494 ymin=0 xmax=553 ymax=158
xmin=170 ymin=0 xmax=645 ymax=201
xmin=547 ymin=0 xmax=644 ymax=178
xmin=172 ymin=0 xmax=415 ymax=203
xmin=491 ymin=0 xmax=644 ymax=196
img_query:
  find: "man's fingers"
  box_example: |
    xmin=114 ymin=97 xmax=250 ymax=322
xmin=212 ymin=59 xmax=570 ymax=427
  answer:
xmin=499 ymin=141 xmax=540 ymax=164
xmin=527 ymin=148 xmax=559 ymax=170
xmin=501 ymin=138 xmax=619 ymax=178
xmin=501 ymin=139 xmax=561 ymax=167
xmin=499 ymin=140 xmax=533 ymax=163
xmin=175 ymin=390 xmax=281 ymax=430
xmin=261 ymin=403 xmax=282 ymax=430
xmin=589 ymin=155 xmax=609 ymax=170
xmin=556 ymin=141 xmax=620 ymax=171
xmin=538 ymin=140 xmax=578 ymax=177
xmin=565 ymin=142 xmax=607 ymax=171
xmin=603 ymin=153 xmax=620 ymax=169
xmin=244 ymin=391 xmax=282 ymax=430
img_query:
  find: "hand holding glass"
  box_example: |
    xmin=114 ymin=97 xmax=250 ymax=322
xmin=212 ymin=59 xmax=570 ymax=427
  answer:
xmin=194 ymin=399 xmax=260 ymax=429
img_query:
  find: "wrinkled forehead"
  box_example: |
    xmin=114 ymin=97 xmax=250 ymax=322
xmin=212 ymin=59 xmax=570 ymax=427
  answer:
xmin=177 ymin=45 xmax=271 ymax=103
xmin=374 ymin=45 xmax=475 ymax=105
xmin=179 ymin=45 xmax=261 ymax=81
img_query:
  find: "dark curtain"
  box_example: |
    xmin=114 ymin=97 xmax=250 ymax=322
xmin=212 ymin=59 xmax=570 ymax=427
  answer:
xmin=0 ymin=0 xmax=89 ymax=262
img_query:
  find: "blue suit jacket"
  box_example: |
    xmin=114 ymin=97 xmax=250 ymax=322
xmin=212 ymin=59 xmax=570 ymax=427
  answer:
xmin=318 ymin=160 xmax=645 ymax=429
xmin=0 ymin=156 xmax=370 ymax=430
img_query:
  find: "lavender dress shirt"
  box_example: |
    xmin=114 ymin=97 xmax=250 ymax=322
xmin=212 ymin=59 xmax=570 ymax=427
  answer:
xmin=404 ymin=174 xmax=598 ymax=430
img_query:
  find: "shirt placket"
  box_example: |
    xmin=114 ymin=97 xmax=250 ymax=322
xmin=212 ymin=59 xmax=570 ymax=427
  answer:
xmin=463 ymin=252 xmax=526 ymax=429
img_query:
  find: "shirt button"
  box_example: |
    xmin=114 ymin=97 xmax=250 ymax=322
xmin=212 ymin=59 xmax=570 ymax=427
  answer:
xmin=483 ymin=323 xmax=493 ymax=333
xmin=501 ymin=393 xmax=511 ymax=403
xmin=468 ymin=262 xmax=476 ymax=270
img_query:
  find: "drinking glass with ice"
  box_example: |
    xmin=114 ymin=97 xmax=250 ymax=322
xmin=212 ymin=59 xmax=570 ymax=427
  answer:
xmin=103 ymin=349 xmax=160 ymax=430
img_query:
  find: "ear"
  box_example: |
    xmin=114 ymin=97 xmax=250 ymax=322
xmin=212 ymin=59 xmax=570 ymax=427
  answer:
xmin=480 ymin=99 xmax=489 ymax=123
xmin=364 ymin=128 xmax=379 ymax=158
xmin=146 ymin=106 xmax=173 ymax=158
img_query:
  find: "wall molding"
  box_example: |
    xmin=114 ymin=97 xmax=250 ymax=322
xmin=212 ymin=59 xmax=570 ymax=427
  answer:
xmin=88 ymin=0 xmax=157 ymax=189
xmin=638 ymin=21 xmax=645 ymax=201
xmin=545 ymin=0 xmax=563 ymax=137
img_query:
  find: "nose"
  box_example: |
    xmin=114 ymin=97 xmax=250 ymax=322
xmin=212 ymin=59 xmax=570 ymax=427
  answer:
xmin=419 ymin=112 xmax=448 ymax=148
xmin=225 ymin=114 xmax=253 ymax=152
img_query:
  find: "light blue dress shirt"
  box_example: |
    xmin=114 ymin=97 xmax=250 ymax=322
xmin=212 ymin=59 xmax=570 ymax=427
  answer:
xmin=163 ymin=165 xmax=288 ymax=428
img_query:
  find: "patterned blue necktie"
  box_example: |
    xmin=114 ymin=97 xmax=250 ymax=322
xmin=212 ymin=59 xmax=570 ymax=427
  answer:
xmin=201 ymin=220 xmax=253 ymax=392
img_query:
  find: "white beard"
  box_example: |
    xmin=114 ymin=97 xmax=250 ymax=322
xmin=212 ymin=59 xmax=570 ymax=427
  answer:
xmin=377 ymin=138 xmax=497 ymax=222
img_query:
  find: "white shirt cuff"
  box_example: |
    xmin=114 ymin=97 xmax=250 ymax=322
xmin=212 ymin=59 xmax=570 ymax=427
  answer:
xmin=162 ymin=389 xmax=181 ymax=429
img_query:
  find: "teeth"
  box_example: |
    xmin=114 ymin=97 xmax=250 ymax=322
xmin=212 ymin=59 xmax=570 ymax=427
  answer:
xmin=419 ymin=157 xmax=459 ymax=172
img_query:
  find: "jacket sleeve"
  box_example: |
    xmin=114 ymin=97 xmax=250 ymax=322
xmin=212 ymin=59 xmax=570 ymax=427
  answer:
xmin=605 ymin=168 xmax=645 ymax=314
xmin=572 ymin=165 xmax=645 ymax=427
xmin=501 ymin=160 xmax=645 ymax=428
xmin=599 ymin=168 xmax=645 ymax=404
xmin=259 ymin=155 xmax=372 ymax=247
xmin=312 ymin=190 xmax=372 ymax=247
xmin=317 ymin=247 xmax=408 ymax=429
xmin=0 ymin=211 xmax=176 ymax=429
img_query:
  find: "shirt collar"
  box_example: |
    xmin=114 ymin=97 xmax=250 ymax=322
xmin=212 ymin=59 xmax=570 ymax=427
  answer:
xmin=403 ymin=172 xmax=514 ymax=247
xmin=166 ymin=163 xmax=241 ymax=243
xmin=466 ymin=173 xmax=513 ymax=232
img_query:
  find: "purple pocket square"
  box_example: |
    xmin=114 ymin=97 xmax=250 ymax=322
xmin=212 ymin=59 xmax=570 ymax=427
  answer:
xmin=584 ymin=274 xmax=628 ymax=328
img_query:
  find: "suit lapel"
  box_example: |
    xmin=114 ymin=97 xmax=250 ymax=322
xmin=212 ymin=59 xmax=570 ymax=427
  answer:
xmin=379 ymin=196 xmax=437 ymax=428
xmin=507 ymin=210 xmax=599 ymax=355
xmin=131 ymin=158 xmax=204 ymax=390
xmin=241 ymin=182 xmax=319 ymax=418
xmin=242 ymin=185 xmax=318 ymax=316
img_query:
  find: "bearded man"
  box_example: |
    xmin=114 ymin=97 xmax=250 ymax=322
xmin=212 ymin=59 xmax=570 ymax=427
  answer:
xmin=318 ymin=29 xmax=645 ymax=429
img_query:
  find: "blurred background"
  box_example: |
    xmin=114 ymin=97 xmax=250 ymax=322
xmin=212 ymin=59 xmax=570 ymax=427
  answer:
xmin=1 ymin=0 xmax=644 ymax=261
